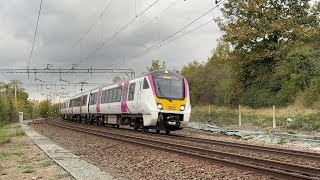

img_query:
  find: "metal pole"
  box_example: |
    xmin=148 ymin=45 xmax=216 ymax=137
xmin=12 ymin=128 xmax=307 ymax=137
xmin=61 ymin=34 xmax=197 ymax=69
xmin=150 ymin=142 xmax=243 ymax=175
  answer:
xmin=239 ymin=105 xmax=242 ymax=127
xmin=208 ymin=105 xmax=211 ymax=121
xmin=273 ymin=105 xmax=276 ymax=129
xmin=14 ymin=85 xmax=17 ymax=102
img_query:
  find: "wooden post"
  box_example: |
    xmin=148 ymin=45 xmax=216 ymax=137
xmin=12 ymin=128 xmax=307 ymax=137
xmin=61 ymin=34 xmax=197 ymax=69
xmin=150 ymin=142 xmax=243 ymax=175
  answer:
xmin=208 ymin=105 xmax=211 ymax=121
xmin=239 ymin=105 xmax=242 ymax=127
xmin=273 ymin=105 xmax=276 ymax=129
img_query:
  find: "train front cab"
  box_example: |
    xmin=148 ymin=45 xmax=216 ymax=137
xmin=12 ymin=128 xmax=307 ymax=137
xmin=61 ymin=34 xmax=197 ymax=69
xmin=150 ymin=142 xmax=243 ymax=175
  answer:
xmin=142 ymin=71 xmax=191 ymax=134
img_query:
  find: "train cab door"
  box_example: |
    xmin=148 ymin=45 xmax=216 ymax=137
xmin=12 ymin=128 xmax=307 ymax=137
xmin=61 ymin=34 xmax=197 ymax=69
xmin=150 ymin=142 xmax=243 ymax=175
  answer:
xmin=137 ymin=80 xmax=142 ymax=111
xmin=127 ymin=81 xmax=139 ymax=114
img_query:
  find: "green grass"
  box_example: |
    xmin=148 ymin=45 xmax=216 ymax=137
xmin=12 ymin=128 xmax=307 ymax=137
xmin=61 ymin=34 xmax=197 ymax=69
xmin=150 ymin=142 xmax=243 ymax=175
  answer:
xmin=22 ymin=165 xmax=35 ymax=173
xmin=0 ymin=124 xmax=13 ymax=141
xmin=40 ymin=160 xmax=53 ymax=167
xmin=190 ymin=105 xmax=320 ymax=131
xmin=0 ymin=152 xmax=12 ymax=159
xmin=278 ymin=137 xmax=287 ymax=145
xmin=55 ymin=172 xmax=71 ymax=179
xmin=0 ymin=124 xmax=26 ymax=143
xmin=18 ymin=159 xmax=31 ymax=164
xmin=15 ymin=128 xmax=26 ymax=137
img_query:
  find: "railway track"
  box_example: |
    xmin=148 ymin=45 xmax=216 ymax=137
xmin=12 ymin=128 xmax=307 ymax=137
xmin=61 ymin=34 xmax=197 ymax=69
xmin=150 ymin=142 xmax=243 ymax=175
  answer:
xmin=164 ymin=134 xmax=320 ymax=161
xmin=45 ymin=120 xmax=320 ymax=180
xmin=58 ymin=118 xmax=320 ymax=161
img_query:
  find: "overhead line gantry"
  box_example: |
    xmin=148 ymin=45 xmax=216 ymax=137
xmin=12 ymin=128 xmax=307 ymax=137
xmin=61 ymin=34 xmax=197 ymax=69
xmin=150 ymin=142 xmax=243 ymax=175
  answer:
xmin=0 ymin=68 xmax=135 ymax=78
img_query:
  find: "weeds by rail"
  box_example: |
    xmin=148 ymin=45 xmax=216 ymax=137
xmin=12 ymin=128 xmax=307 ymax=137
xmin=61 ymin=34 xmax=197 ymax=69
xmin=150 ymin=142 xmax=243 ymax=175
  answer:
xmin=190 ymin=105 xmax=320 ymax=131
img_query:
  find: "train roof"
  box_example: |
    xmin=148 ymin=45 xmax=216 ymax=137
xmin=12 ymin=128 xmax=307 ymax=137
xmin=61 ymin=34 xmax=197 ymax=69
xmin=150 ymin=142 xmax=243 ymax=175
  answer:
xmin=61 ymin=70 xmax=184 ymax=101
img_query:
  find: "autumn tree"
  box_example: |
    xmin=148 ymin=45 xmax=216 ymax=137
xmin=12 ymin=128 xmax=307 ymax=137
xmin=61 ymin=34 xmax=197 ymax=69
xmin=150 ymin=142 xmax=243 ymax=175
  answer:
xmin=147 ymin=60 xmax=166 ymax=72
xmin=217 ymin=0 xmax=320 ymax=107
xmin=39 ymin=100 xmax=50 ymax=118
xmin=181 ymin=42 xmax=232 ymax=105
xmin=112 ymin=76 xmax=123 ymax=83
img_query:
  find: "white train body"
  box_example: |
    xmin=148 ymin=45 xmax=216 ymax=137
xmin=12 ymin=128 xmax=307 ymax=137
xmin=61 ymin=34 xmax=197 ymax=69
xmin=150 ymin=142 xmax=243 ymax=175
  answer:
xmin=60 ymin=70 xmax=191 ymax=133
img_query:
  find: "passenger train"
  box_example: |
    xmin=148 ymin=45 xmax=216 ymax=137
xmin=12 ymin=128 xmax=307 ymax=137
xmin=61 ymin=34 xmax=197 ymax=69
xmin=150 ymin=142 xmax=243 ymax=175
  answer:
xmin=60 ymin=70 xmax=191 ymax=134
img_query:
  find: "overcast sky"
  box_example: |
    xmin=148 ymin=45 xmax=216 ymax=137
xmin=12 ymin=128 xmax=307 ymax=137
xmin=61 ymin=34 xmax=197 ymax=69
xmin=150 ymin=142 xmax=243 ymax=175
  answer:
xmin=0 ymin=0 xmax=223 ymax=100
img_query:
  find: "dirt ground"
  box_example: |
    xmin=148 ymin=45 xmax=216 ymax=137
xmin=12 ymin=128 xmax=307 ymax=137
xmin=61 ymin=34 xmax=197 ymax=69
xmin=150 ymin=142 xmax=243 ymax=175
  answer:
xmin=0 ymin=123 xmax=74 ymax=180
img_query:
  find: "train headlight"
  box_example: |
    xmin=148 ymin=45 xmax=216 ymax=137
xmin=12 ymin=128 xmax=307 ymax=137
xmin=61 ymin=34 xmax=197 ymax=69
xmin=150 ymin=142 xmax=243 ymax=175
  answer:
xmin=180 ymin=105 xmax=185 ymax=111
xmin=157 ymin=103 xmax=163 ymax=110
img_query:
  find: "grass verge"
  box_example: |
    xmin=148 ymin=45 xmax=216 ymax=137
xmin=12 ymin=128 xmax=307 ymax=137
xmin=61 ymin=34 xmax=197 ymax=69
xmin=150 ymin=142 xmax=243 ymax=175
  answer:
xmin=190 ymin=105 xmax=320 ymax=131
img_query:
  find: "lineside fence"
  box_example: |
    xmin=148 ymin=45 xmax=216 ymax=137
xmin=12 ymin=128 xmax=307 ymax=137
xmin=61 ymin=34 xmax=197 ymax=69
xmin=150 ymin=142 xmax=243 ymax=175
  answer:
xmin=190 ymin=105 xmax=320 ymax=131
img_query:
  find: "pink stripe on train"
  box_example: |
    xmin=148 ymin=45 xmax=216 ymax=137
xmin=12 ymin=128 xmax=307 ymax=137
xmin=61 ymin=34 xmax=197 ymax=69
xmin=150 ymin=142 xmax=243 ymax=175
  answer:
xmin=147 ymin=75 xmax=156 ymax=95
xmin=184 ymin=78 xmax=189 ymax=98
xmin=96 ymin=86 xmax=102 ymax=113
xmin=121 ymin=81 xmax=129 ymax=113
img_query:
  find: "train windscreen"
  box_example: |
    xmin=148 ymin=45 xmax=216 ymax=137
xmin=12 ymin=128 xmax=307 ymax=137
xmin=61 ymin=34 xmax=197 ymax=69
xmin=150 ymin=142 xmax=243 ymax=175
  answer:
xmin=153 ymin=74 xmax=184 ymax=100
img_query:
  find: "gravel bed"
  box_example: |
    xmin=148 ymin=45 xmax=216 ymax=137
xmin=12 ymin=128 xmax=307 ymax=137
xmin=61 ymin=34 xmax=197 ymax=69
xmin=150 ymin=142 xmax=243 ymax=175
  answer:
xmin=31 ymin=121 xmax=270 ymax=179
xmin=52 ymin=119 xmax=320 ymax=169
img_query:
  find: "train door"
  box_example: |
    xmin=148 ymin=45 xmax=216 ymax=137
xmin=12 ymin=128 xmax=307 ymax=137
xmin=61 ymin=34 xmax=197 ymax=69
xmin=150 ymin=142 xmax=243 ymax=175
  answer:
xmin=127 ymin=81 xmax=139 ymax=113
xmin=139 ymin=77 xmax=150 ymax=113
xmin=137 ymin=80 xmax=142 ymax=111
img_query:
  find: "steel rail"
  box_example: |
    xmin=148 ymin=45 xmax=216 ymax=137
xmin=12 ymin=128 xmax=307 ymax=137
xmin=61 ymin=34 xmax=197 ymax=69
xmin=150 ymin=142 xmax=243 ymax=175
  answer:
xmin=62 ymin=119 xmax=320 ymax=161
xmin=167 ymin=135 xmax=320 ymax=161
xmin=45 ymin=120 xmax=320 ymax=180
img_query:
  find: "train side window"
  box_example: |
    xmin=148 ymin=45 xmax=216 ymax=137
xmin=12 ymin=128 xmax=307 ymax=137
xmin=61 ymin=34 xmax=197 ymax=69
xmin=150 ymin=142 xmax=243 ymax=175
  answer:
xmin=101 ymin=91 xmax=105 ymax=104
xmin=90 ymin=93 xmax=97 ymax=105
xmin=143 ymin=78 xmax=149 ymax=89
xmin=128 ymin=83 xmax=136 ymax=101
xmin=109 ymin=89 xmax=113 ymax=103
xmin=107 ymin=90 xmax=110 ymax=103
xmin=69 ymin=100 xmax=72 ymax=107
xmin=116 ymin=87 xmax=122 ymax=102
xmin=104 ymin=91 xmax=107 ymax=103
xmin=90 ymin=94 xmax=93 ymax=105
xmin=100 ymin=91 xmax=104 ymax=104
xmin=104 ymin=90 xmax=107 ymax=103
xmin=83 ymin=95 xmax=87 ymax=105
xmin=105 ymin=90 xmax=109 ymax=103
xmin=112 ymin=88 xmax=117 ymax=102
xmin=107 ymin=89 xmax=112 ymax=103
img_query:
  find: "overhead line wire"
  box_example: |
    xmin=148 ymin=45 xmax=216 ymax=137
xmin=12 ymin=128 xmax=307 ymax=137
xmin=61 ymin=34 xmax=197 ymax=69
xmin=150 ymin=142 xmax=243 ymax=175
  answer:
xmin=72 ymin=0 xmax=113 ymax=48
xmin=125 ymin=0 xmax=180 ymax=42
xmin=27 ymin=0 xmax=43 ymax=69
xmin=108 ymin=0 xmax=225 ymax=68
xmin=90 ymin=0 xmax=179 ymax=69
xmin=112 ymin=19 xmax=216 ymax=68
xmin=74 ymin=0 xmax=160 ymax=68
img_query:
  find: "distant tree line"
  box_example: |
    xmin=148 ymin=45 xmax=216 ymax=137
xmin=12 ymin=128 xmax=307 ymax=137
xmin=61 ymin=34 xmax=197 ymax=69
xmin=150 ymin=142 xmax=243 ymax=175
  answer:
xmin=0 ymin=81 xmax=33 ymax=126
xmin=181 ymin=0 xmax=320 ymax=108
xmin=0 ymin=81 xmax=60 ymax=127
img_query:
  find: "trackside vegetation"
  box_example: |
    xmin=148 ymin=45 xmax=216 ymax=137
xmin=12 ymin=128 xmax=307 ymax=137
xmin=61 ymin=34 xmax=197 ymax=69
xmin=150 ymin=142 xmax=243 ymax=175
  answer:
xmin=191 ymin=106 xmax=320 ymax=131
xmin=181 ymin=0 xmax=320 ymax=108
xmin=181 ymin=0 xmax=320 ymax=130
xmin=0 ymin=81 xmax=60 ymax=127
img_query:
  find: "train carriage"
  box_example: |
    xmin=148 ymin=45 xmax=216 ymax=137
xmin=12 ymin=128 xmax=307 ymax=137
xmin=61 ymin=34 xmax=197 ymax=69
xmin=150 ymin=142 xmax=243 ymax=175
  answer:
xmin=60 ymin=70 xmax=191 ymax=134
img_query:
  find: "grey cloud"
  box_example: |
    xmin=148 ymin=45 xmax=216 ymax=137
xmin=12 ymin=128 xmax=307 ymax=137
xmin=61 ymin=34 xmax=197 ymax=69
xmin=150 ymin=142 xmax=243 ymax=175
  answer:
xmin=0 ymin=0 xmax=223 ymax=100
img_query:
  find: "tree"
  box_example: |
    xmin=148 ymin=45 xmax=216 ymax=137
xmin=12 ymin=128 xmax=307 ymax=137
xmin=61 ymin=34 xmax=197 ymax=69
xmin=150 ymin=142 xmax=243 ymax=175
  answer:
xmin=181 ymin=42 xmax=233 ymax=105
xmin=216 ymin=0 xmax=320 ymax=106
xmin=38 ymin=100 xmax=50 ymax=118
xmin=112 ymin=76 xmax=123 ymax=83
xmin=147 ymin=60 xmax=166 ymax=72
xmin=275 ymin=45 xmax=320 ymax=104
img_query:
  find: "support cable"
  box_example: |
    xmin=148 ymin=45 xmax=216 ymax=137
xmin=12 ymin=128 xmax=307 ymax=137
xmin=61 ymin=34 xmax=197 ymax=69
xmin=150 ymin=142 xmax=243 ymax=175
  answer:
xmin=72 ymin=0 xmax=113 ymax=48
xmin=108 ymin=0 xmax=225 ymax=68
xmin=73 ymin=0 xmax=160 ymax=68
xmin=27 ymin=0 xmax=43 ymax=69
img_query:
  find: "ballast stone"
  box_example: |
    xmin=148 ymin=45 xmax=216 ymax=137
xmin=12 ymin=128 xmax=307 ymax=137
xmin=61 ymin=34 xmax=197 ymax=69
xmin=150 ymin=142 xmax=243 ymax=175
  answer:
xmin=21 ymin=123 xmax=116 ymax=180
